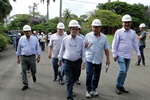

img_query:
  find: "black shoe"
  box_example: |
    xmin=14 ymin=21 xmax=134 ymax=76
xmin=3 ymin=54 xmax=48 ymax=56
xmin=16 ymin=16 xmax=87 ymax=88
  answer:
xmin=59 ymin=80 xmax=64 ymax=85
xmin=73 ymin=92 xmax=75 ymax=97
xmin=116 ymin=86 xmax=121 ymax=94
xmin=120 ymin=87 xmax=129 ymax=93
xmin=75 ymin=80 xmax=81 ymax=85
xmin=27 ymin=70 xmax=30 ymax=73
xmin=32 ymin=74 xmax=36 ymax=83
xmin=135 ymin=63 xmax=140 ymax=66
xmin=22 ymin=86 xmax=28 ymax=91
xmin=53 ymin=76 xmax=57 ymax=81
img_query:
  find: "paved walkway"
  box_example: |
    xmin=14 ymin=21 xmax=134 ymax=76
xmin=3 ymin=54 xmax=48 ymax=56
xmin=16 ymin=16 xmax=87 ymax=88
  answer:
xmin=0 ymin=38 xmax=149 ymax=100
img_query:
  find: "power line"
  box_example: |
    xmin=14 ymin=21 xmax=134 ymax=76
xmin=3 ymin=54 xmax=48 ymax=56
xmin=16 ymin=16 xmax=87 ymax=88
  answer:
xmin=69 ymin=0 xmax=99 ymax=4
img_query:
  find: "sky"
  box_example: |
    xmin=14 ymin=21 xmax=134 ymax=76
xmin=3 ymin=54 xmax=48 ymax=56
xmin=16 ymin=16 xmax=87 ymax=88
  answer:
xmin=9 ymin=0 xmax=150 ymax=19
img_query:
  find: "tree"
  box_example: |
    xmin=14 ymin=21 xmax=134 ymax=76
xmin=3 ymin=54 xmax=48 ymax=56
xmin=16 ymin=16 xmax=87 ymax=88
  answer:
xmin=0 ymin=0 xmax=12 ymax=22
xmin=97 ymin=1 xmax=150 ymax=28
xmin=7 ymin=14 xmax=32 ymax=30
xmin=41 ymin=0 xmax=56 ymax=21
xmin=82 ymin=10 xmax=122 ymax=34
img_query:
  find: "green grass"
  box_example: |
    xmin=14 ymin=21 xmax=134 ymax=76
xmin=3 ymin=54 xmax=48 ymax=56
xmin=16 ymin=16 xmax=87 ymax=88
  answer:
xmin=106 ymin=34 xmax=114 ymax=46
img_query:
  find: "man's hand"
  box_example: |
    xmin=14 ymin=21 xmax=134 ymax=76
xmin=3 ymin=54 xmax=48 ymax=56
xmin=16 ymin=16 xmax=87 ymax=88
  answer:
xmin=58 ymin=60 xmax=61 ymax=66
xmin=106 ymin=59 xmax=110 ymax=66
xmin=113 ymin=56 xmax=117 ymax=62
xmin=36 ymin=56 xmax=40 ymax=63
xmin=81 ymin=63 xmax=86 ymax=70
xmin=48 ymin=53 xmax=52 ymax=59
xmin=137 ymin=55 xmax=141 ymax=60
xmin=17 ymin=58 xmax=20 ymax=64
xmin=84 ymin=42 xmax=89 ymax=48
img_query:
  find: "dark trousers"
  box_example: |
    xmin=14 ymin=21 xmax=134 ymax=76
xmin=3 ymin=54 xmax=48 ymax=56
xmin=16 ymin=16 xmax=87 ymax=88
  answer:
xmin=137 ymin=45 xmax=145 ymax=65
xmin=76 ymin=59 xmax=82 ymax=81
xmin=63 ymin=59 xmax=81 ymax=100
xmin=20 ymin=55 xmax=36 ymax=86
xmin=52 ymin=58 xmax=59 ymax=79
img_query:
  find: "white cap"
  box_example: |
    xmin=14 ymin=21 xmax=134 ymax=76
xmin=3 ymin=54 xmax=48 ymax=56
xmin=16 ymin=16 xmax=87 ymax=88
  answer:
xmin=69 ymin=20 xmax=79 ymax=27
xmin=23 ymin=25 xmax=31 ymax=31
xmin=57 ymin=22 xmax=65 ymax=29
xmin=91 ymin=19 xmax=102 ymax=26
xmin=122 ymin=14 xmax=132 ymax=22
xmin=139 ymin=23 xmax=146 ymax=27
xmin=18 ymin=33 xmax=21 ymax=35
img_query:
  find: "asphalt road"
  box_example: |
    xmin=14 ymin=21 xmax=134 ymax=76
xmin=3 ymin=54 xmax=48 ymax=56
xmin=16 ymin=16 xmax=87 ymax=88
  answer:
xmin=0 ymin=39 xmax=150 ymax=100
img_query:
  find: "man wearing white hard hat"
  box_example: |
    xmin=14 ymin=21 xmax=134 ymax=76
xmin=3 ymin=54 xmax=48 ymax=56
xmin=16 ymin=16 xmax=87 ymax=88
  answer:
xmin=48 ymin=22 xmax=67 ymax=85
xmin=58 ymin=20 xmax=85 ymax=100
xmin=112 ymin=14 xmax=141 ymax=94
xmin=84 ymin=19 xmax=110 ymax=98
xmin=136 ymin=23 xmax=147 ymax=66
xmin=16 ymin=25 xmax=41 ymax=91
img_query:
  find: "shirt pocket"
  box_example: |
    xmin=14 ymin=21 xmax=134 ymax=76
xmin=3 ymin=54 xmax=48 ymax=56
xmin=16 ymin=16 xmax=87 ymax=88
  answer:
xmin=30 ymin=43 xmax=35 ymax=50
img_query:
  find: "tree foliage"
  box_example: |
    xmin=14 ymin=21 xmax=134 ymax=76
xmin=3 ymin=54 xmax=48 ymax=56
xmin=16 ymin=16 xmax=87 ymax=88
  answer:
xmin=97 ymin=1 xmax=150 ymax=28
xmin=0 ymin=23 xmax=10 ymax=50
xmin=82 ymin=10 xmax=122 ymax=34
xmin=7 ymin=14 xmax=32 ymax=30
xmin=0 ymin=0 xmax=12 ymax=21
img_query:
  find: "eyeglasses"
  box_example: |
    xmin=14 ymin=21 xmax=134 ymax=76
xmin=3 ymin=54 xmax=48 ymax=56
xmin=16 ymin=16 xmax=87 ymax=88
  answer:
xmin=71 ymin=28 xmax=79 ymax=31
xmin=69 ymin=38 xmax=77 ymax=47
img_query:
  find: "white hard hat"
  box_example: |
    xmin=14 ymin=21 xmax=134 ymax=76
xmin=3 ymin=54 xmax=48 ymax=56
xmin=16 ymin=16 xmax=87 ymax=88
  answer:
xmin=23 ymin=25 xmax=31 ymax=31
xmin=33 ymin=31 xmax=36 ymax=33
xmin=91 ymin=19 xmax=102 ymax=26
xmin=139 ymin=23 xmax=146 ymax=27
xmin=57 ymin=22 xmax=65 ymax=29
xmin=69 ymin=20 xmax=79 ymax=27
xmin=122 ymin=14 xmax=132 ymax=22
xmin=18 ymin=33 xmax=21 ymax=35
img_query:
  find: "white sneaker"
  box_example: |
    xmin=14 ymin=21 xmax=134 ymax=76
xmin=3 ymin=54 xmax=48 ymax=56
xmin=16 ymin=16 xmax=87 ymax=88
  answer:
xmin=86 ymin=91 xmax=91 ymax=98
xmin=91 ymin=91 xmax=98 ymax=96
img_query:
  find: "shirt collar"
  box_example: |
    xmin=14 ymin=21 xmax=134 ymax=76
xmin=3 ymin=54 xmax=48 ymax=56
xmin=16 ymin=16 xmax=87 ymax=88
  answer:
xmin=122 ymin=27 xmax=131 ymax=32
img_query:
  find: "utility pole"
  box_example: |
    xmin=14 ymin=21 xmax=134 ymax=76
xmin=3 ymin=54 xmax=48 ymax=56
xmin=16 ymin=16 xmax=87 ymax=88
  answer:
xmin=59 ymin=0 xmax=62 ymax=22
xmin=108 ymin=0 xmax=111 ymax=2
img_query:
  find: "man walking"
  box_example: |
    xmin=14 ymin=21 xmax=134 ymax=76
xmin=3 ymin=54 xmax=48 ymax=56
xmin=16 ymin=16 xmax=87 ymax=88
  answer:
xmin=58 ymin=20 xmax=85 ymax=100
xmin=16 ymin=25 xmax=41 ymax=91
xmin=84 ymin=19 xmax=110 ymax=98
xmin=48 ymin=22 xmax=67 ymax=85
xmin=136 ymin=23 xmax=147 ymax=66
xmin=112 ymin=14 xmax=141 ymax=94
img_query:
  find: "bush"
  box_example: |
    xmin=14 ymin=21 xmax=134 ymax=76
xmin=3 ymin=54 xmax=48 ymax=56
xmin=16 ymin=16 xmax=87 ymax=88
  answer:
xmin=0 ymin=23 xmax=10 ymax=50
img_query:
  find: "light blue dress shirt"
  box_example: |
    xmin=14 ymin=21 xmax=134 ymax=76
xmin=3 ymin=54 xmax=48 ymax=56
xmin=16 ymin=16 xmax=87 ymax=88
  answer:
xmin=84 ymin=32 xmax=110 ymax=64
xmin=112 ymin=28 xmax=140 ymax=59
xmin=58 ymin=35 xmax=85 ymax=62
xmin=16 ymin=35 xmax=41 ymax=56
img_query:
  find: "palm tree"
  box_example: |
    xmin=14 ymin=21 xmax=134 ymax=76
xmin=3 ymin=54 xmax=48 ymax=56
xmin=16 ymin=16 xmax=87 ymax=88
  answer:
xmin=0 ymin=0 xmax=12 ymax=21
xmin=62 ymin=8 xmax=72 ymax=25
xmin=41 ymin=0 xmax=56 ymax=22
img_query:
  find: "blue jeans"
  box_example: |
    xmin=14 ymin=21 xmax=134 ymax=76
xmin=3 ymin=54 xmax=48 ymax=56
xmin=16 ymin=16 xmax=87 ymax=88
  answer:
xmin=86 ymin=61 xmax=102 ymax=92
xmin=116 ymin=56 xmax=130 ymax=87
xmin=63 ymin=59 xmax=81 ymax=100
